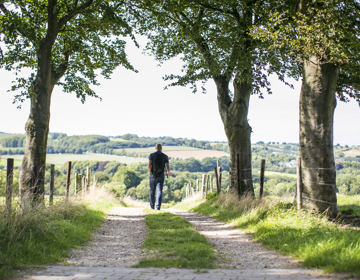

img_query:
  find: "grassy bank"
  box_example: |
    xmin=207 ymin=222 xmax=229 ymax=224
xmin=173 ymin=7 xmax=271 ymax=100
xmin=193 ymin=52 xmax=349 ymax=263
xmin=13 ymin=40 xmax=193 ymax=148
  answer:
xmin=175 ymin=194 xmax=360 ymax=277
xmin=133 ymin=210 xmax=216 ymax=269
xmin=0 ymin=190 xmax=119 ymax=278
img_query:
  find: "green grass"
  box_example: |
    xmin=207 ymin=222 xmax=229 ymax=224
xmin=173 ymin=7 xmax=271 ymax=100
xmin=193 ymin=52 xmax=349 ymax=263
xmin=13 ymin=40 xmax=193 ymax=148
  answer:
xmin=338 ymin=195 xmax=360 ymax=216
xmin=0 ymin=157 xmax=22 ymax=168
xmin=7 ymin=153 xmax=147 ymax=167
xmin=176 ymin=194 xmax=360 ymax=276
xmin=133 ymin=210 xmax=216 ymax=269
xmin=0 ymin=198 xmax=118 ymax=278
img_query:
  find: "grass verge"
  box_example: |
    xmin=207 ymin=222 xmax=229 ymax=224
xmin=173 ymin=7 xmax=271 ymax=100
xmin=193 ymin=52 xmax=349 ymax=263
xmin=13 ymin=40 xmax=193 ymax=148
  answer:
xmin=0 ymin=189 xmax=119 ymax=279
xmin=175 ymin=194 xmax=360 ymax=277
xmin=133 ymin=210 xmax=216 ymax=269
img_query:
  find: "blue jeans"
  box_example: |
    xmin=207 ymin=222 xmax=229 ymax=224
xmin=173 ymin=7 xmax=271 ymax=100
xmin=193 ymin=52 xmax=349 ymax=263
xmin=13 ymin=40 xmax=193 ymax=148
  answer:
xmin=149 ymin=173 xmax=165 ymax=210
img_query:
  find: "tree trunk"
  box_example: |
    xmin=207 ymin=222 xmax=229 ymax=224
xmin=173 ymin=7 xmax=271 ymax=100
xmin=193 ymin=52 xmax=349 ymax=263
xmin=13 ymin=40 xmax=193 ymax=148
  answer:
xmin=299 ymin=55 xmax=338 ymax=217
xmin=214 ymin=74 xmax=254 ymax=195
xmin=19 ymin=48 xmax=54 ymax=207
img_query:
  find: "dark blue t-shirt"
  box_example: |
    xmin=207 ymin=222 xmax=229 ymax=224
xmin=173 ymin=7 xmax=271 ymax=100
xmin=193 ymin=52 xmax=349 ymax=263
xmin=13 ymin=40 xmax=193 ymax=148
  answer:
xmin=149 ymin=151 xmax=169 ymax=177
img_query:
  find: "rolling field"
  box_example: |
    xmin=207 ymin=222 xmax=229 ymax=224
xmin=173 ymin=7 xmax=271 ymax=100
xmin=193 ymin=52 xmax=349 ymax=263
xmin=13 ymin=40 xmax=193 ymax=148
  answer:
xmin=165 ymin=150 xmax=229 ymax=160
xmin=122 ymin=145 xmax=201 ymax=154
xmin=343 ymin=147 xmax=360 ymax=157
xmin=0 ymin=133 xmax=23 ymax=140
xmin=4 ymin=153 xmax=147 ymax=167
xmin=122 ymin=146 xmax=229 ymax=160
xmin=263 ymin=171 xmax=297 ymax=178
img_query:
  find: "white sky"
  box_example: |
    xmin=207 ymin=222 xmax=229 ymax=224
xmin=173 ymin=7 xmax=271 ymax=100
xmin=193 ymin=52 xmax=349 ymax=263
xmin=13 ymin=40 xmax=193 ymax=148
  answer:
xmin=1 ymin=37 xmax=359 ymax=146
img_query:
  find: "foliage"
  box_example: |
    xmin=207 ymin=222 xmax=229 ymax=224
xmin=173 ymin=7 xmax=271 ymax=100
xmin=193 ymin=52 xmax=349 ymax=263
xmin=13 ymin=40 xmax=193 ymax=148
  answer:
xmin=251 ymin=0 xmax=360 ymax=103
xmin=93 ymin=172 xmax=110 ymax=183
xmin=104 ymin=182 xmax=127 ymax=198
xmin=112 ymin=166 xmax=141 ymax=189
xmin=134 ymin=0 xmax=297 ymax=97
xmin=0 ymin=0 xmax=136 ymax=104
xmin=133 ymin=211 xmax=216 ymax=268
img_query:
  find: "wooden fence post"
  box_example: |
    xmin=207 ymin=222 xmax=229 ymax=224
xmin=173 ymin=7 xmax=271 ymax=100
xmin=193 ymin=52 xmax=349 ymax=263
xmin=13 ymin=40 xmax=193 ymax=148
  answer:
xmin=86 ymin=167 xmax=91 ymax=192
xmin=83 ymin=176 xmax=87 ymax=193
xmin=6 ymin=158 xmax=14 ymax=214
xmin=74 ymin=172 xmax=78 ymax=195
xmin=196 ymin=179 xmax=199 ymax=192
xmin=259 ymin=159 xmax=266 ymax=199
xmin=218 ymin=167 xmax=222 ymax=190
xmin=65 ymin=161 xmax=71 ymax=199
xmin=201 ymin=174 xmax=206 ymax=198
xmin=75 ymin=174 xmax=82 ymax=196
xmin=296 ymin=157 xmax=302 ymax=210
xmin=205 ymin=174 xmax=209 ymax=198
xmin=210 ymin=175 xmax=213 ymax=193
xmin=236 ymin=153 xmax=241 ymax=200
xmin=214 ymin=167 xmax=220 ymax=193
xmin=49 ymin=164 xmax=55 ymax=206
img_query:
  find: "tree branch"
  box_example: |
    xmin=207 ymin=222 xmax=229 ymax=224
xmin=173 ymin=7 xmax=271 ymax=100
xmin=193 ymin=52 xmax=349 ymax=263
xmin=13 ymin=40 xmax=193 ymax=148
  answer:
xmin=192 ymin=0 xmax=236 ymax=16
xmin=58 ymin=0 xmax=93 ymax=29
xmin=52 ymin=51 xmax=70 ymax=84
xmin=0 ymin=2 xmax=9 ymax=14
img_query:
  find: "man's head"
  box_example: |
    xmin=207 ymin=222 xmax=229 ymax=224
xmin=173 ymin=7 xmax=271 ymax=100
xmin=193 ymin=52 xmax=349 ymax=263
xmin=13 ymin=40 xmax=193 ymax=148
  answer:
xmin=155 ymin=143 xmax=162 ymax=151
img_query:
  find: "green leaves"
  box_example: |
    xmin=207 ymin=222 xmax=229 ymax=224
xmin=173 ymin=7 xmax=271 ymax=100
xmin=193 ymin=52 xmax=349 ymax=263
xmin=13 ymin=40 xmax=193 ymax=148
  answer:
xmin=250 ymin=0 xmax=360 ymax=103
xmin=0 ymin=0 xmax=136 ymax=103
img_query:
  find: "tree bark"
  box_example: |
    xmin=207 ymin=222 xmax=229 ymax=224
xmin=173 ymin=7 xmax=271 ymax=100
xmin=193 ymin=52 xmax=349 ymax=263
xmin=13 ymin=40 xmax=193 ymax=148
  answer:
xmin=214 ymin=74 xmax=254 ymax=195
xmin=299 ymin=55 xmax=339 ymax=217
xmin=19 ymin=41 xmax=55 ymax=207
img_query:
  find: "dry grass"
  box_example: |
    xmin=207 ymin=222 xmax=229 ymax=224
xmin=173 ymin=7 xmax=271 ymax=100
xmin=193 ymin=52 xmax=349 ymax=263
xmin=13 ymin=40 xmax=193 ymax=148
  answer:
xmin=120 ymin=195 xmax=149 ymax=208
xmin=165 ymin=150 xmax=229 ymax=160
xmin=343 ymin=148 xmax=360 ymax=157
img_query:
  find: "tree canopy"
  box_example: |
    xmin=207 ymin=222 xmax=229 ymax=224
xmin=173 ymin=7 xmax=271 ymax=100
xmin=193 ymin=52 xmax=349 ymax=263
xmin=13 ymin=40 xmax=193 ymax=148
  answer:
xmin=251 ymin=0 xmax=360 ymax=103
xmin=0 ymin=0 xmax=137 ymax=104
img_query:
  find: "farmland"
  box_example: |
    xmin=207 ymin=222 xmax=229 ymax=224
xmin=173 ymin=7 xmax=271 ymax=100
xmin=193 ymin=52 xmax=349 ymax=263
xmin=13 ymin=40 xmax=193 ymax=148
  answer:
xmin=4 ymin=153 xmax=147 ymax=167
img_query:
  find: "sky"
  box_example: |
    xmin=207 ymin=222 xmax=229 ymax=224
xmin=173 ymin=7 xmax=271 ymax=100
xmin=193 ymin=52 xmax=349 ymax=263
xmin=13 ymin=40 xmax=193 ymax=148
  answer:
xmin=1 ymin=37 xmax=360 ymax=146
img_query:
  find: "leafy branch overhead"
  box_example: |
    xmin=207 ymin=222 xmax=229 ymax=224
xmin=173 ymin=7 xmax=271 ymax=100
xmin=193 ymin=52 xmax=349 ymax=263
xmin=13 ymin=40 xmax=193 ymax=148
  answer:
xmin=134 ymin=0 xmax=301 ymax=96
xmin=250 ymin=0 xmax=360 ymax=103
xmin=0 ymin=0 xmax=138 ymax=104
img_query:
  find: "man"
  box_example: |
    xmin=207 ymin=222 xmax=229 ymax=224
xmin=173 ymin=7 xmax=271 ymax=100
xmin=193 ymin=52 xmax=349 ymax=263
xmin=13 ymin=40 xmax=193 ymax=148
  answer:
xmin=148 ymin=143 xmax=170 ymax=210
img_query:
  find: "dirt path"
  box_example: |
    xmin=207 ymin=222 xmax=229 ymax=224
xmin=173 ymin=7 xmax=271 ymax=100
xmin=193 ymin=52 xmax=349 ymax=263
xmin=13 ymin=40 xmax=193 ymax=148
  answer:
xmin=169 ymin=209 xmax=299 ymax=269
xmin=19 ymin=206 xmax=352 ymax=279
xmin=65 ymin=207 xmax=147 ymax=267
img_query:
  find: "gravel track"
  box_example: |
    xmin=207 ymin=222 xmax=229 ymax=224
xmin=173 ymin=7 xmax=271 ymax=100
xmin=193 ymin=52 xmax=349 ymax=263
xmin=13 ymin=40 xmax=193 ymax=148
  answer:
xmin=169 ymin=209 xmax=300 ymax=270
xmin=65 ymin=207 xmax=147 ymax=267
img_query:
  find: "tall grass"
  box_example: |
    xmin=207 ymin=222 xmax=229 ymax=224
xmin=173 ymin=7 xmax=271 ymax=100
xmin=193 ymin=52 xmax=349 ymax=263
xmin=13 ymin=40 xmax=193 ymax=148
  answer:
xmin=176 ymin=193 xmax=360 ymax=276
xmin=0 ymin=187 xmax=119 ymax=278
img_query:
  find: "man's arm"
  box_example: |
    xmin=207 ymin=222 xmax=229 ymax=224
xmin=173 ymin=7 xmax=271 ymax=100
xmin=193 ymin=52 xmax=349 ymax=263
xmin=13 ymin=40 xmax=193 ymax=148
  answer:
xmin=165 ymin=162 xmax=170 ymax=178
xmin=148 ymin=160 xmax=152 ymax=173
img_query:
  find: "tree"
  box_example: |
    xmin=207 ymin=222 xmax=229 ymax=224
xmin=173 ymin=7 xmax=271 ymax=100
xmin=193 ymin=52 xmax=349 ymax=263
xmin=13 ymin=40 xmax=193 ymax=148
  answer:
xmin=0 ymin=0 xmax=137 ymax=205
xmin=135 ymin=0 xmax=292 ymax=194
xmin=112 ymin=166 xmax=141 ymax=189
xmin=252 ymin=0 xmax=360 ymax=216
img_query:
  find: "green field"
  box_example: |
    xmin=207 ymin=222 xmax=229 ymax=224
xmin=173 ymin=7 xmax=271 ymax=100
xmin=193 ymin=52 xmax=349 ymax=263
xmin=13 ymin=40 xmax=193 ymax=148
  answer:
xmin=5 ymin=153 xmax=147 ymax=167
xmin=109 ymin=138 xmax=129 ymax=142
xmin=121 ymin=146 xmax=201 ymax=154
xmin=0 ymin=133 xmax=23 ymax=140
xmin=264 ymin=171 xmax=297 ymax=179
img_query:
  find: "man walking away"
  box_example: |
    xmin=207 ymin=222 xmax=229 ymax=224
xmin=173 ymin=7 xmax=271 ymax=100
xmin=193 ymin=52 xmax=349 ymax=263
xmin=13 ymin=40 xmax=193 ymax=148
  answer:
xmin=148 ymin=144 xmax=170 ymax=210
